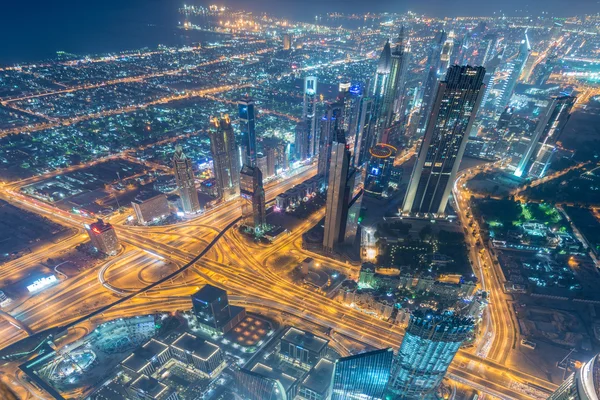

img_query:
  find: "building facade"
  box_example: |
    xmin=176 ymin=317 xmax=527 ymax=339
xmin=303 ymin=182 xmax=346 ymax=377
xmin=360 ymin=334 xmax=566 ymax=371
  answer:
xmin=402 ymin=65 xmax=485 ymax=216
xmin=239 ymin=98 xmax=257 ymax=167
xmin=172 ymin=145 xmax=201 ymax=214
xmin=86 ymin=219 xmax=119 ymax=256
xmin=388 ymin=310 xmax=474 ymax=398
xmin=240 ymin=165 xmax=266 ymax=233
xmin=323 ymin=134 xmax=351 ymax=252
xmin=210 ymin=115 xmax=240 ymax=201
xmin=331 ymin=348 xmax=394 ymax=400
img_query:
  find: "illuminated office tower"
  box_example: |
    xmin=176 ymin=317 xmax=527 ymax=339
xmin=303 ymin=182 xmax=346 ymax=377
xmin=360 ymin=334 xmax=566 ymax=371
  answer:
xmin=317 ymin=101 xmax=344 ymax=183
xmin=303 ymin=76 xmax=319 ymax=157
xmin=239 ymin=98 xmax=257 ymax=167
xmin=86 ymin=219 xmax=119 ymax=256
xmin=282 ymin=33 xmax=292 ymax=51
xmin=388 ymin=310 xmax=474 ymax=399
xmin=381 ymin=27 xmax=409 ymax=129
xmin=417 ymin=30 xmax=447 ymax=136
xmin=371 ymin=40 xmax=392 ymax=142
xmin=402 ymin=65 xmax=485 ymax=216
xmin=439 ymin=32 xmax=455 ymax=77
xmin=548 ymin=353 xmax=600 ymax=400
xmin=173 ymin=144 xmax=201 ymax=214
xmin=495 ymin=32 xmax=530 ymax=111
xmin=240 ymin=165 xmax=266 ymax=233
xmin=295 ymin=121 xmax=310 ymax=161
xmin=330 ymin=348 xmax=394 ymax=400
xmin=323 ymin=133 xmax=351 ymax=253
xmin=209 ymin=115 xmax=240 ymax=201
xmin=515 ymin=95 xmax=576 ymax=178
xmin=353 ymin=96 xmax=376 ymax=167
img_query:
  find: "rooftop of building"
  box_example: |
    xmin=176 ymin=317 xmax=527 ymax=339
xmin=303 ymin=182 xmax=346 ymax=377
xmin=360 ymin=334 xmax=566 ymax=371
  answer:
xmin=121 ymin=339 xmax=169 ymax=373
xmin=132 ymin=190 xmax=166 ymax=204
xmin=281 ymin=327 xmax=329 ymax=354
xmin=171 ymin=332 xmax=220 ymax=361
xmin=130 ymin=375 xmax=171 ymax=399
xmin=251 ymin=363 xmax=298 ymax=393
xmin=88 ymin=219 xmax=114 ymax=233
xmin=301 ymin=358 xmax=334 ymax=395
xmin=192 ymin=284 xmax=228 ymax=303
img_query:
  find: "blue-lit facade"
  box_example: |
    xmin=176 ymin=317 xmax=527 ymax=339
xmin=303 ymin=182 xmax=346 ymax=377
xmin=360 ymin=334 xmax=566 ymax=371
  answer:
xmin=331 ymin=348 xmax=394 ymax=400
xmin=388 ymin=310 xmax=474 ymax=399
xmin=364 ymin=143 xmax=398 ymax=198
xmin=239 ymin=98 xmax=257 ymax=167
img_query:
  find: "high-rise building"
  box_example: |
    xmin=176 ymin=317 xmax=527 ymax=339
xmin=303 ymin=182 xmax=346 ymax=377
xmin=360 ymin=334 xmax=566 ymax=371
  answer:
xmin=495 ymin=32 xmax=530 ymax=111
xmin=548 ymin=353 xmax=600 ymax=400
xmin=382 ymin=28 xmax=410 ymax=131
xmin=364 ymin=143 xmax=398 ymax=198
xmin=417 ymin=30 xmax=447 ymax=136
xmin=191 ymin=284 xmax=245 ymax=334
xmin=239 ymin=98 xmax=257 ymax=167
xmin=209 ymin=115 xmax=240 ymax=201
xmin=371 ymin=40 xmax=392 ymax=142
xmin=266 ymin=147 xmax=276 ymax=178
xmin=240 ymin=165 xmax=266 ymax=233
xmin=173 ymin=145 xmax=201 ymax=214
xmin=353 ymin=95 xmax=376 ymax=167
xmin=282 ymin=33 xmax=292 ymax=51
xmin=388 ymin=310 xmax=474 ymax=399
xmin=323 ymin=133 xmax=352 ymax=252
xmin=303 ymin=76 xmax=319 ymax=157
xmin=515 ymin=95 xmax=576 ymax=178
xmin=330 ymin=348 xmax=394 ymax=400
xmin=86 ymin=219 xmax=119 ymax=256
xmin=402 ymin=65 xmax=486 ymax=216
xmin=131 ymin=192 xmax=170 ymax=225
xmin=317 ymin=101 xmax=344 ymax=182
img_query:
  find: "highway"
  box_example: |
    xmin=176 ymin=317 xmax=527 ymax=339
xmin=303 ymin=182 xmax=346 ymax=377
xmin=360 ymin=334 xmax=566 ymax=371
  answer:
xmin=0 ymin=157 xmax=560 ymax=399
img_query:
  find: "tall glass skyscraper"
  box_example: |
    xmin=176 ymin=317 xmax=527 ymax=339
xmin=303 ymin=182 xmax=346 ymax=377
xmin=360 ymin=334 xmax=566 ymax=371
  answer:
xmin=402 ymin=65 xmax=485 ymax=216
xmin=303 ymin=76 xmax=319 ymax=157
xmin=494 ymin=31 xmax=530 ymax=112
xmin=388 ymin=310 xmax=474 ymax=399
xmin=548 ymin=353 xmax=600 ymax=400
xmin=209 ymin=115 xmax=240 ymax=201
xmin=239 ymin=98 xmax=257 ymax=167
xmin=331 ymin=348 xmax=394 ymax=400
xmin=172 ymin=144 xmax=201 ymax=214
xmin=514 ymin=95 xmax=576 ymax=179
xmin=240 ymin=165 xmax=266 ymax=233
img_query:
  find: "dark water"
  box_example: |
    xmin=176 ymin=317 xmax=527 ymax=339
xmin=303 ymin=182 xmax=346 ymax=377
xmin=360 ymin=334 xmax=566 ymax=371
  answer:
xmin=1 ymin=0 xmax=597 ymax=64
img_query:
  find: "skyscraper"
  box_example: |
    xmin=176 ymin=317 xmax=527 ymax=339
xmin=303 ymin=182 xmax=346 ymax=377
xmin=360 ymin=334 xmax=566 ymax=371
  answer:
xmin=240 ymin=165 xmax=266 ymax=233
xmin=173 ymin=145 xmax=201 ymax=214
xmin=317 ymin=101 xmax=344 ymax=182
xmin=282 ymin=33 xmax=292 ymax=51
xmin=382 ymin=28 xmax=410 ymax=131
xmin=303 ymin=76 xmax=319 ymax=157
xmin=330 ymin=348 xmax=394 ymax=400
xmin=548 ymin=353 xmax=600 ymax=400
xmin=371 ymin=40 xmax=392 ymax=142
xmin=495 ymin=32 xmax=530 ymax=112
xmin=209 ymin=115 xmax=240 ymax=201
xmin=239 ymin=98 xmax=257 ymax=167
xmin=515 ymin=95 xmax=576 ymax=178
xmin=402 ymin=65 xmax=486 ymax=216
xmin=417 ymin=30 xmax=447 ymax=136
xmin=323 ymin=133 xmax=351 ymax=252
xmin=353 ymin=95 xmax=375 ymax=167
xmin=86 ymin=219 xmax=119 ymax=256
xmin=388 ymin=310 xmax=474 ymax=399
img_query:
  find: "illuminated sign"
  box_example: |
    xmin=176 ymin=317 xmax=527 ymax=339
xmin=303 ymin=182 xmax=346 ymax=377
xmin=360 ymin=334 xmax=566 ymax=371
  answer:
xmin=27 ymin=275 xmax=58 ymax=293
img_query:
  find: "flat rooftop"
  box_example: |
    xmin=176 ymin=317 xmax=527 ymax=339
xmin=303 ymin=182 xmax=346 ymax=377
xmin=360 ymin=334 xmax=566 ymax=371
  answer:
xmin=192 ymin=284 xmax=227 ymax=303
xmin=281 ymin=327 xmax=329 ymax=354
xmin=251 ymin=363 xmax=298 ymax=392
xmin=171 ymin=332 xmax=220 ymax=361
xmin=301 ymin=358 xmax=334 ymax=395
xmin=130 ymin=375 xmax=170 ymax=399
xmin=121 ymin=339 xmax=169 ymax=373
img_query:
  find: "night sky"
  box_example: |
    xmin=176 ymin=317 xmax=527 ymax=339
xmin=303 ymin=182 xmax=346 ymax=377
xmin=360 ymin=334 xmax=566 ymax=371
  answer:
xmin=1 ymin=0 xmax=599 ymax=63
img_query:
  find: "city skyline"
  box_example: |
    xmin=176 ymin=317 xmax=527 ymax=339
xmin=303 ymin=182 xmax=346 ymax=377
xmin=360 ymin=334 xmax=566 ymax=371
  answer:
xmin=0 ymin=2 xmax=600 ymax=400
